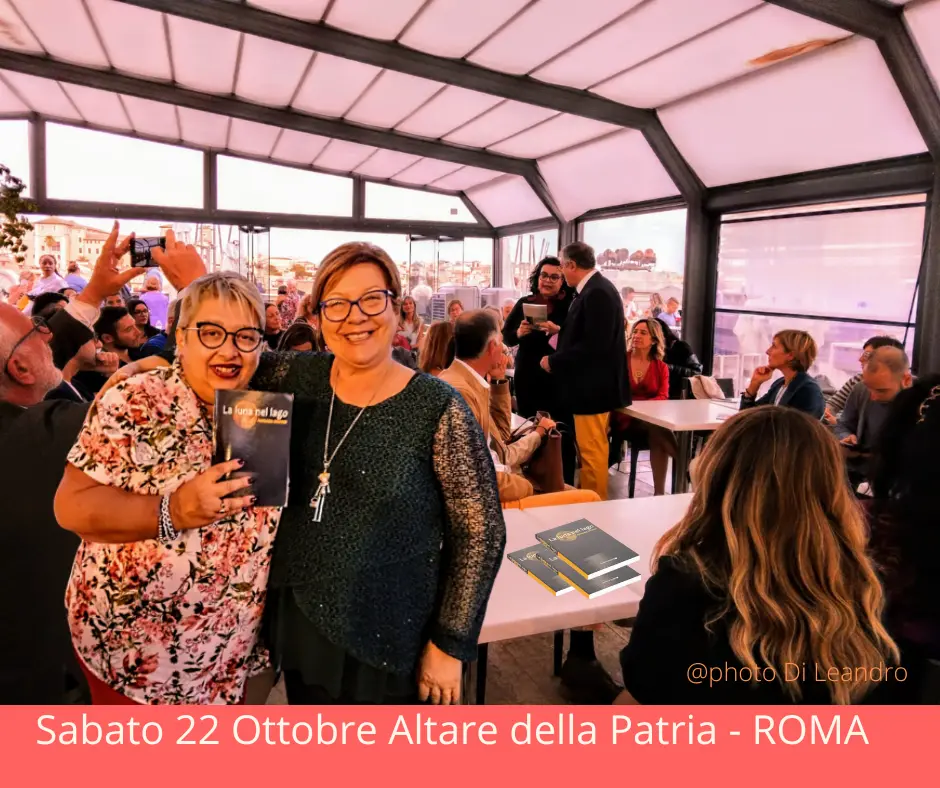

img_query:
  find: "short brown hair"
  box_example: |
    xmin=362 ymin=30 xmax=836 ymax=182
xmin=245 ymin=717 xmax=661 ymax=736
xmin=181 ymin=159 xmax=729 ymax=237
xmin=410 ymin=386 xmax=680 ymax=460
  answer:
xmin=561 ymin=241 xmax=596 ymax=270
xmin=311 ymin=242 xmax=402 ymax=314
xmin=774 ymin=329 xmax=817 ymax=373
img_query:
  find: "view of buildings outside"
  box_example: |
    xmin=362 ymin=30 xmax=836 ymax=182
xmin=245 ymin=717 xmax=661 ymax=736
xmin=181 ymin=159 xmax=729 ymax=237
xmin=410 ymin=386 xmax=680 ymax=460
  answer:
xmin=581 ymin=208 xmax=688 ymax=328
xmin=499 ymin=228 xmax=559 ymax=292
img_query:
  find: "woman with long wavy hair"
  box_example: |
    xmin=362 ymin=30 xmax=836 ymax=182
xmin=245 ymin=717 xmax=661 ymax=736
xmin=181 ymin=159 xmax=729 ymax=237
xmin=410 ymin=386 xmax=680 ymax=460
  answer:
xmin=616 ymin=406 xmax=899 ymax=705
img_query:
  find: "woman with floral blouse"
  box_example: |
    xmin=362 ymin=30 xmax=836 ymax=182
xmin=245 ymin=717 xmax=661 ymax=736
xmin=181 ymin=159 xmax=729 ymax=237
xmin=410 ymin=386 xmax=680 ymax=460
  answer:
xmin=55 ymin=267 xmax=278 ymax=705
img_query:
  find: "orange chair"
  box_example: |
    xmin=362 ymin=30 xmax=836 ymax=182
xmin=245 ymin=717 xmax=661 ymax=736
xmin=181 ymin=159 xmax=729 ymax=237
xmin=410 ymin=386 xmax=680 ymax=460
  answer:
xmin=502 ymin=489 xmax=601 ymax=511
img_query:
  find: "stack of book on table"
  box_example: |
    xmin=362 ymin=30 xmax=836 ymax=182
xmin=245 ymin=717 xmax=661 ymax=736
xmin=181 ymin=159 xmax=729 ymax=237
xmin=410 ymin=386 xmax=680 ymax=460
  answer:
xmin=507 ymin=519 xmax=641 ymax=598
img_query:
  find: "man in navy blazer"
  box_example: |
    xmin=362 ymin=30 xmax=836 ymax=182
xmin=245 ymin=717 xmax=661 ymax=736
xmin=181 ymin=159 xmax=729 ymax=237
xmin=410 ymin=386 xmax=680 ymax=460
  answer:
xmin=740 ymin=329 xmax=825 ymax=419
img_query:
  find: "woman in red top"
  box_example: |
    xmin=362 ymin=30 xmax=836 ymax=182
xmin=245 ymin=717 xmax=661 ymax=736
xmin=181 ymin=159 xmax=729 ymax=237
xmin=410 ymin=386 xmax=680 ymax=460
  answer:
xmin=612 ymin=318 xmax=678 ymax=495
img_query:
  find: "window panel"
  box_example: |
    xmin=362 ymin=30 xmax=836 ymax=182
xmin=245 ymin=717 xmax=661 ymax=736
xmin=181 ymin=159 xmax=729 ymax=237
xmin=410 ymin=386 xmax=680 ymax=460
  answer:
xmin=364 ymin=183 xmax=475 ymax=223
xmin=0 ymin=119 xmax=30 ymax=195
xmin=581 ymin=209 xmax=688 ymax=324
xmin=216 ymin=156 xmax=353 ymax=217
xmin=500 ymin=228 xmax=559 ymax=291
xmin=46 ymin=124 xmax=202 ymax=208
xmin=717 ymin=205 xmax=926 ymax=323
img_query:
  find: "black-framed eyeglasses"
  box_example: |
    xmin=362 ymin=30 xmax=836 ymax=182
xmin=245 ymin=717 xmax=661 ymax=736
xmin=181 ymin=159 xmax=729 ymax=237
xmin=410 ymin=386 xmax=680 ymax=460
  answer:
xmin=319 ymin=289 xmax=394 ymax=323
xmin=183 ymin=321 xmax=264 ymax=353
xmin=132 ymin=307 xmax=149 ymax=316
xmin=1 ymin=315 xmax=51 ymax=378
xmin=539 ymin=272 xmax=563 ymax=282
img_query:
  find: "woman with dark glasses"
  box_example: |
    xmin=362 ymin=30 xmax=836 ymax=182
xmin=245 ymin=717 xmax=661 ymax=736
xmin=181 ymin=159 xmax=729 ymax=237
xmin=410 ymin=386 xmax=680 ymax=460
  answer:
xmin=56 ymin=271 xmax=282 ymax=705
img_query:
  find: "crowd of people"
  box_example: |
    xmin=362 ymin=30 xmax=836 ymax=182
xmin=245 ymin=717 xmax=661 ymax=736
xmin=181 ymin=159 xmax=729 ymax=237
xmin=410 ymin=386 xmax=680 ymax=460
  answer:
xmin=1 ymin=228 xmax=936 ymax=707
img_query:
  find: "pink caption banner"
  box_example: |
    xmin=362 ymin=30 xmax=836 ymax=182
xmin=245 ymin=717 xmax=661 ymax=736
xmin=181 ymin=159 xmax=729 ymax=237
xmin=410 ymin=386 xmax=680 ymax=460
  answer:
xmin=2 ymin=706 xmax=933 ymax=787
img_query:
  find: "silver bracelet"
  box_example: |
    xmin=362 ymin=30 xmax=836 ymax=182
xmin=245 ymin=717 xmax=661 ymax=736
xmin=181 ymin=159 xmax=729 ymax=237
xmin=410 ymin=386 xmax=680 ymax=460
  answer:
xmin=158 ymin=494 xmax=180 ymax=544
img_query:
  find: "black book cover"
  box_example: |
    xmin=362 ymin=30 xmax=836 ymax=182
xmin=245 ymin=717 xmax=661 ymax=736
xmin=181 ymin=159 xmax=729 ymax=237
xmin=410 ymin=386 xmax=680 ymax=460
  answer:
xmin=507 ymin=545 xmax=574 ymax=596
xmin=536 ymin=553 xmax=641 ymax=599
xmin=535 ymin=519 xmax=639 ymax=579
xmin=213 ymin=390 xmax=293 ymax=507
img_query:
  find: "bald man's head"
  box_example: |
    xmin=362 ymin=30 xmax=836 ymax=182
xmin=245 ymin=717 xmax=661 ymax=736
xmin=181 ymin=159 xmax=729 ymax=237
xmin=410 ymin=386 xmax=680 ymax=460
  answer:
xmin=863 ymin=346 xmax=911 ymax=403
xmin=0 ymin=303 xmax=62 ymax=406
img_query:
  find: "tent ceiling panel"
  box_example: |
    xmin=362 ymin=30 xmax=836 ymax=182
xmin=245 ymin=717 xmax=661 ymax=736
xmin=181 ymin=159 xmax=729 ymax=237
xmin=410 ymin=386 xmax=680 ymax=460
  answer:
xmin=489 ymin=114 xmax=620 ymax=159
xmin=395 ymin=85 xmax=502 ymax=139
xmin=466 ymin=175 xmax=551 ymax=227
xmin=0 ymin=71 xmax=82 ymax=121
xmin=123 ymin=94 xmax=179 ymax=139
xmin=246 ymin=0 xmax=331 ymax=23
xmin=659 ymin=37 xmax=927 ymax=187
xmin=444 ymin=101 xmax=558 ymax=148
xmin=235 ymin=34 xmax=312 ymax=107
xmin=325 ymin=0 xmax=427 ymax=41
xmin=166 ymin=15 xmax=241 ymax=94
xmin=539 ymin=129 xmax=678 ymax=219
xmin=291 ymin=53 xmax=382 ymax=117
xmin=85 ymin=0 xmax=173 ymax=80
xmin=61 ymin=84 xmax=132 ymax=132
xmin=354 ymin=149 xmax=422 ymax=179
xmin=907 ymin=0 xmax=940 ymax=91
xmin=0 ymin=73 xmax=28 ymax=113
xmin=314 ymin=139 xmax=377 ymax=172
xmin=227 ymin=117 xmax=282 ymax=157
xmin=397 ymin=0 xmax=532 ymax=59
xmin=0 ymin=0 xmax=43 ymax=54
xmin=430 ymin=166 xmax=505 ymax=192
xmin=177 ymin=106 xmax=229 ymax=148
xmin=344 ymin=70 xmax=442 ymax=129
xmin=592 ymin=4 xmax=849 ymax=109
xmin=270 ymin=128 xmax=331 ymax=165
xmin=10 ymin=0 xmax=109 ymax=68
xmin=531 ymin=0 xmax=761 ymax=91
xmin=392 ymin=158 xmax=463 ymax=187
xmin=468 ymin=0 xmax=646 ymax=76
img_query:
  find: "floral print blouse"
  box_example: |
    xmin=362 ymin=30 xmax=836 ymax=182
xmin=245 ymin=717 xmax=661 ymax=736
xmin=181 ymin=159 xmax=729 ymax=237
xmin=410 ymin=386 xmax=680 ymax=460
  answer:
xmin=65 ymin=362 xmax=280 ymax=705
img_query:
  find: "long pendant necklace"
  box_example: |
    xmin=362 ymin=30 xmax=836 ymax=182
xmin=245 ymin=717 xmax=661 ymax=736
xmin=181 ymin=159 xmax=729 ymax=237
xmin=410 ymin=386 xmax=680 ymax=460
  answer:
xmin=310 ymin=386 xmax=375 ymax=523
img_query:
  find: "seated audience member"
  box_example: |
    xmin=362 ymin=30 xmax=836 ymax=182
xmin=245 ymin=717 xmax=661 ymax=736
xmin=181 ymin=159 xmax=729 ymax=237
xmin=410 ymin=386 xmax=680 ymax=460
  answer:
xmin=868 ymin=375 xmax=940 ymax=701
xmin=646 ymin=292 xmax=664 ymax=318
xmin=825 ymin=336 xmax=905 ymax=423
xmin=655 ymin=316 xmax=702 ymax=400
xmin=611 ymin=319 xmax=677 ymax=495
xmin=501 ymin=299 xmax=514 ymax=323
xmin=658 ymin=297 xmax=681 ymax=327
xmin=0 ymin=221 xmax=160 ymax=704
xmin=835 ymin=346 xmax=911 ymax=488
xmin=440 ymin=310 xmax=553 ymax=503
xmin=264 ymin=302 xmax=283 ymax=349
xmin=419 ymin=321 xmax=455 ymax=377
xmin=447 ymin=299 xmax=463 ymax=323
xmin=126 ymin=297 xmax=163 ymax=339
xmin=616 ymin=406 xmax=899 ymax=705
xmin=277 ymin=321 xmax=317 ymax=352
xmin=398 ymin=295 xmax=424 ymax=349
xmin=295 ymin=294 xmax=316 ymax=326
xmin=621 ymin=286 xmax=639 ymax=323
xmin=31 ymin=291 xmax=69 ymax=320
xmin=741 ymin=329 xmax=825 ymax=419
xmin=55 ymin=271 xmax=281 ymax=706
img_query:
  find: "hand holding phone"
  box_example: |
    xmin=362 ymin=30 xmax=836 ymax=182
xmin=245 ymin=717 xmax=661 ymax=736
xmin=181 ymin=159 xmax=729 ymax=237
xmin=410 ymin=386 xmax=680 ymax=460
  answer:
xmin=130 ymin=237 xmax=167 ymax=268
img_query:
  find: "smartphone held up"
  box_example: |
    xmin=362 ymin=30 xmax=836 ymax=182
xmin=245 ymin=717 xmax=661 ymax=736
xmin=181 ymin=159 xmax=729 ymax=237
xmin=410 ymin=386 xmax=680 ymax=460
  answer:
xmin=130 ymin=237 xmax=166 ymax=268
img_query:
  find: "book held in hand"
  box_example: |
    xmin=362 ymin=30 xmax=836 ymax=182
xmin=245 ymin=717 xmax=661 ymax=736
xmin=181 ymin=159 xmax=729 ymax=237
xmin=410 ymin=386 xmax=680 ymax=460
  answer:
xmin=213 ymin=390 xmax=293 ymax=507
xmin=523 ymin=303 xmax=548 ymax=325
xmin=536 ymin=553 xmax=641 ymax=599
xmin=507 ymin=545 xmax=574 ymax=596
xmin=536 ymin=519 xmax=639 ymax=579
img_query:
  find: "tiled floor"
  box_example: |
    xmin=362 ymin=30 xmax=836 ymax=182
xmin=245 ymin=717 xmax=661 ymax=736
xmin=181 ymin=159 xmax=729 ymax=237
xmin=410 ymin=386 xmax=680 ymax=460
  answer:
xmin=265 ymin=449 xmax=658 ymax=705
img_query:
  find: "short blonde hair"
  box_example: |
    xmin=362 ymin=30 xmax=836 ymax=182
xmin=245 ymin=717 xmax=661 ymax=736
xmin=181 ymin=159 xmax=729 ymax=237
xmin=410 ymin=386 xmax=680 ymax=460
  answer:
xmin=311 ymin=243 xmax=402 ymax=313
xmin=775 ymin=329 xmax=817 ymax=372
xmin=177 ymin=271 xmax=264 ymax=329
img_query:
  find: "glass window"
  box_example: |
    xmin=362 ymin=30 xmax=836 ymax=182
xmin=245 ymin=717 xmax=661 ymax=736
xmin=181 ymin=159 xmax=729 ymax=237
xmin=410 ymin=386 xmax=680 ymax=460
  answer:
xmin=714 ymin=199 xmax=923 ymax=396
xmin=718 ymin=204 xmax=925 ymax=323
xmin=364 ymin=183 xmax=475 ymax=223
xmin=500 ymin=227 xmax=559 ymax=291
xmin=0 ymin=120 xmax=30 ymax=195
xmin=46 ymin=124 xmax=203 ymax=208
xmin=581 ymin=208 xmax=688 ymax=327
xmin=217 ymin=156 xmax=353 ymax=217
